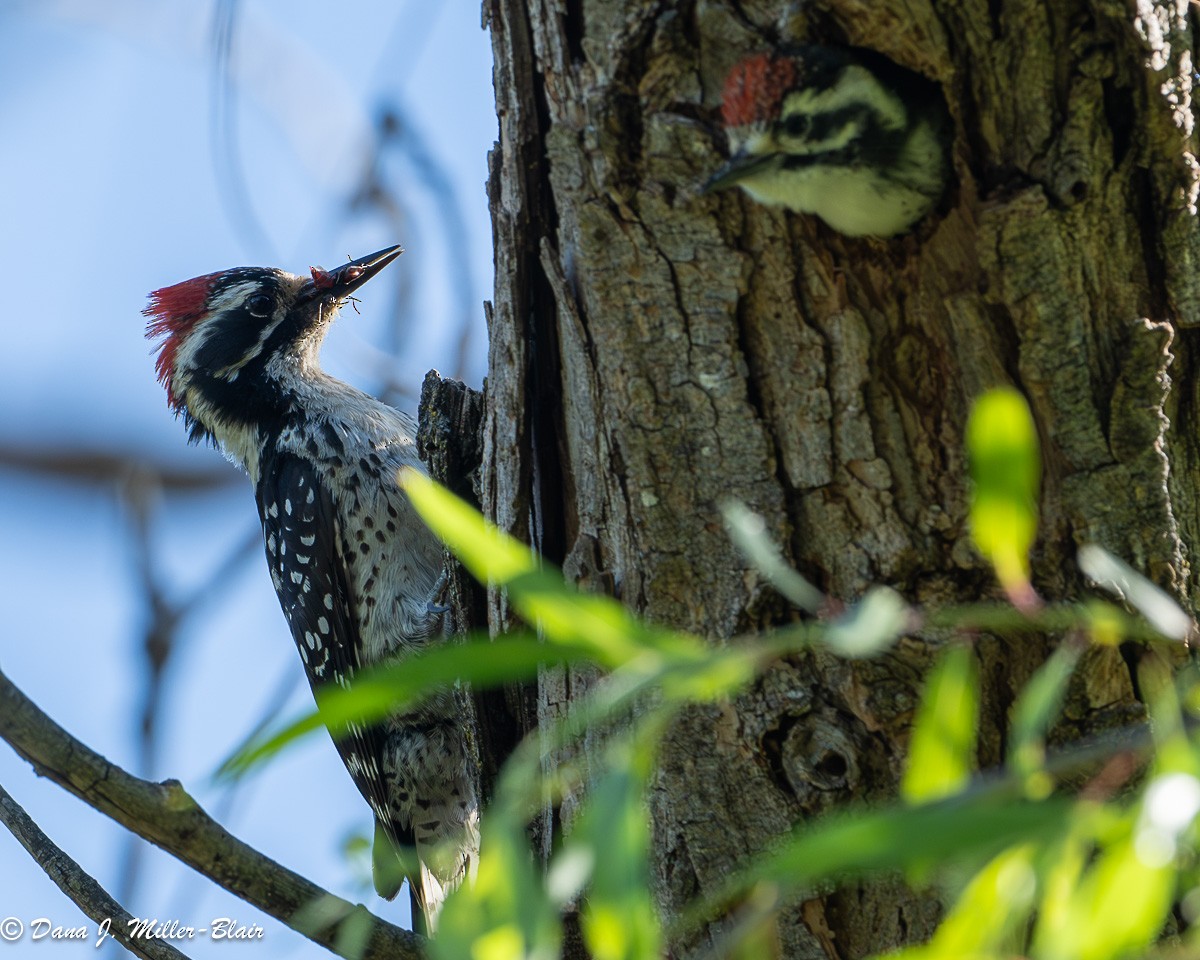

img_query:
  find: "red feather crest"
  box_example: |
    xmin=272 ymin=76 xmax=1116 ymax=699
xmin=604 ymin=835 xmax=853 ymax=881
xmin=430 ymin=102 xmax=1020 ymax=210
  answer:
xmin=721 ymin=53 xmax=798 ymax=129
xmin=143 ymin=273 xmax=219 ymax=409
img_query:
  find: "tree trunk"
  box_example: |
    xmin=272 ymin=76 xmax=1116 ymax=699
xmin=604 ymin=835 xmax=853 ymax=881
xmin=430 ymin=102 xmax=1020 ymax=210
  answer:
xmin=480 ymin=0 xmax=1197 ymax=956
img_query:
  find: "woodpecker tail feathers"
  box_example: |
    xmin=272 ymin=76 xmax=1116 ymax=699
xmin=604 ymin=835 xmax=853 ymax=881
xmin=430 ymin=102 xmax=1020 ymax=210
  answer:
xmin=372 ymin=814 xmax=479 ymax=935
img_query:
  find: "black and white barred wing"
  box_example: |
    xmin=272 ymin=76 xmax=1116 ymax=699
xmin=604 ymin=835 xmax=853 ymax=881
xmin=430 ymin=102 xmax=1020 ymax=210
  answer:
xmin=254 ymin=451 xmax=413 ymax=851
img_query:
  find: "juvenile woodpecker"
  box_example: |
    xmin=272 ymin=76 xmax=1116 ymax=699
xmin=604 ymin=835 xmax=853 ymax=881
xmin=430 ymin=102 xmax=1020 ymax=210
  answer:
xmin=706 ymin=47 xmax=950 ymax=237
xmin=144 ymin=247 xmax=478 ymax=933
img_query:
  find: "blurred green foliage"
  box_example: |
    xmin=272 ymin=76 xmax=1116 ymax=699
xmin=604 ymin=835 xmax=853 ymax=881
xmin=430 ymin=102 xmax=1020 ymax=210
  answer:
xmin=222 ymin=390 xmax=1198 ymax=960
xmin=966 ymin=386 xmax=1040 ymax=602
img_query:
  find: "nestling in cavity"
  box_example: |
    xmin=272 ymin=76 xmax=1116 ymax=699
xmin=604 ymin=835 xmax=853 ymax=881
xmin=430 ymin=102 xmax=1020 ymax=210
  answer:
xmin=708 ymin=47 xmax=951 ymax=237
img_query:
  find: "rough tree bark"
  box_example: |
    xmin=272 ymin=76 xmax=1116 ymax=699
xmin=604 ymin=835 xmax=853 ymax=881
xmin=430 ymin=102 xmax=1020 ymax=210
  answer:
xmin=474 ymin=1 xmax=1199 ymax=956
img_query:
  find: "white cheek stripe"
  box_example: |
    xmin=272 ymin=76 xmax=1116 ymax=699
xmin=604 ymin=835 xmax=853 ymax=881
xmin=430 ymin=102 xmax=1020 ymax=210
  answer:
xmin=771 ymin=66 xmax=907 ymax=160
xmin=169 ymin=279 xmax=269 ymax=389
xmin=205 ymin=280 xmax=261 ymax=313
xmin=170 ymin=323 xmax=209 ymax=397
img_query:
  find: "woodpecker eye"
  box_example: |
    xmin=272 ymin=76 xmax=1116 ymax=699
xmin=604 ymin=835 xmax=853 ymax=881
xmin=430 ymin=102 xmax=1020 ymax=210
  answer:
xmin=782 ymin=113 xmax=811 ymax=139
xmin=247 ymin=294 xmax=273 ymax=317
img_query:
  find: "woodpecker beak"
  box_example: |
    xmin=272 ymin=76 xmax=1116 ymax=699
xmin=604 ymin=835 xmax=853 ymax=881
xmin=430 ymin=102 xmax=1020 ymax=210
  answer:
xmin=304 ymin=245 xmax=404 ymax=300
xmin=702 ymin=152 xmax=782 ymax=194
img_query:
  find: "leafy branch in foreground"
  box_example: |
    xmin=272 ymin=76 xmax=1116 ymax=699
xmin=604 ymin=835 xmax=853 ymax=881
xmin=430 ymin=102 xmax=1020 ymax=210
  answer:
xmin=222 ymin=388 xmax=1198 ymax=960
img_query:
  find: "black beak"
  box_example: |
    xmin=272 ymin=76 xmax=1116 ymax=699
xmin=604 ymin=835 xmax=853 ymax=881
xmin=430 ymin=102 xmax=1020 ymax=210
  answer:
xmin=702 ymin=152 xmax=781 ymax=194
xmin=303 ymin=245 xmax=403 ymax=300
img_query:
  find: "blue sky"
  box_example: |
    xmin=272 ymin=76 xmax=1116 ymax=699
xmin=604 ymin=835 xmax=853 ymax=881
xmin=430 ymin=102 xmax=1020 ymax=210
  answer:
xmin=0 ymin=2 xmax=494 ymax=954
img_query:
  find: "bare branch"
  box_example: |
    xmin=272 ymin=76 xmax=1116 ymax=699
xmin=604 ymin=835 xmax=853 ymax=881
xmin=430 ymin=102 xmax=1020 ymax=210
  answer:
xmin=119 ymin=467 xmax=176 ymax=902
xmin=0 ymin=783 xmax=193 ymax=960
xmin=0 ymin=667 xmax=423 ymax=960
xmin=377 ymin=105 xmax=480 ymax=381
xmin=116 ymin=469 xmax=261 ymax=904
xmin=0 ymin=445 xmax=236 ymax=492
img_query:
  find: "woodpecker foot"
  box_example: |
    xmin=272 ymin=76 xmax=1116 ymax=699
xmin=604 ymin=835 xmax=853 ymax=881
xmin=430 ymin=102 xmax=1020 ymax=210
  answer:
xmin=426 ymin=568 xmax=452 ymax=637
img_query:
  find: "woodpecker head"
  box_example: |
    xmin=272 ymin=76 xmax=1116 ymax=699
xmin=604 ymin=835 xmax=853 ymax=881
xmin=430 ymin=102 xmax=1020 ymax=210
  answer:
xmin=145 ymin=245 xmax=402 ymax=446
xmin=705 ymin=48 xmax=949 ymax=237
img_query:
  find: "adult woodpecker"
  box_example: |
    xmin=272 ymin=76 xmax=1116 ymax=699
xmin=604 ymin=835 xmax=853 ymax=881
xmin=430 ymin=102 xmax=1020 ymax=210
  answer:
xmin=144 ymin=246 xmax=478 ymax=933
xmin=706 ymin=47 xmax=951 ymax=237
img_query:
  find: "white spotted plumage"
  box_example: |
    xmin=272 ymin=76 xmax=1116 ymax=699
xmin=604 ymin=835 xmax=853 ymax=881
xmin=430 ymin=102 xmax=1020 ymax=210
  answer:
xmin=144 ymin=248 xmax=479 ymax=933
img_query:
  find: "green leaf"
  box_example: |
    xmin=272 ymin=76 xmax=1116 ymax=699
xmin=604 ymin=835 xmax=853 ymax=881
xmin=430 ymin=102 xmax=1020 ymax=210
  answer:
xmin=887 ymin=845 xmax=1037 ymax=960
xmin=1054 ymin=831 xmax=1174 ymax=960
xmin=1077 ymin=544 xmax=1192 ymax=642
xmin=824 ymin=587 xmax=911 ymax=658
xmin=401 ymin=470 xmax=701 ymax=667
xmin=722 ymin=500 xmax=824 ymax=613
xmin=1008 ymin=642 xmax=1083 ymax=782
xmin=572 ymin=734 xmax=663 ymax=960
xmin=216 ymin=634 xmax=568 ymax=781
xmin=399 ymin=467 xmax=537 ymax=583
xmin=966 ymin=388 xmax=1040 ymax=595
xmin=902 ymin=645 xmax=979 ymax=804
xmin=402 ymin=473 xmax=764 ymax=706
xmin=688 ymin=793 xmax=1071 ymax=930
xmin=433 ymin=816 xmax=563 ymax=960
xmin=1030 ymin=820 xmax=1090 ymax=960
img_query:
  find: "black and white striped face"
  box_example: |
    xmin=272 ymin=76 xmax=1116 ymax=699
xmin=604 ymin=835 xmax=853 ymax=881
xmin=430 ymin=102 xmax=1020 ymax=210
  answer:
xmin=144 ymin=246 xmax=403 ymax=447
xmin=764 ymin=64 xmax=906 ymax=161
xmin=144 ymin=266 xmax=318 ymax=451
xmin=706 ymin=48 xmax=949 ymax=236
xmin=709 ymin=48 xmax=908 ymax=194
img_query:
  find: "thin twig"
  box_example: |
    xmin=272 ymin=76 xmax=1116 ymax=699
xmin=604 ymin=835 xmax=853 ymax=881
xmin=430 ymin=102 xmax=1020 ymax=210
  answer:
xmin=0 ymin=667 xmax=423 ymax=960
xmin=120 ymin=467 xmax=175 ymax=904
xmin=0 ymin=783 xmax=192 ymax=960
xmin=0 ymin=446 xmax=236 ymax=491
xmin=210 ymin=0 xmax=276 ymax=259
xmin=117 ymin=475 xmax=262 ymax=905
xmin=379 ymin=105 xmax=480 ymax=381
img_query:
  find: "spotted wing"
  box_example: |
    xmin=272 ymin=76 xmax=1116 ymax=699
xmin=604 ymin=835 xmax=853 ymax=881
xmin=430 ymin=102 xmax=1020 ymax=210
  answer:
xmin=254 ymin=450 xmax=414 ymax=850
